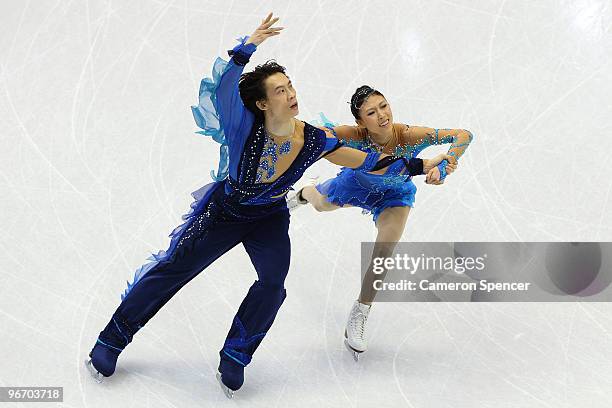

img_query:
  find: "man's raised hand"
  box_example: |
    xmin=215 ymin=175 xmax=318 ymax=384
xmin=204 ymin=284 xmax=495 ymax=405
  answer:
xmin=245 ymin=12 xmax=284 ymax=46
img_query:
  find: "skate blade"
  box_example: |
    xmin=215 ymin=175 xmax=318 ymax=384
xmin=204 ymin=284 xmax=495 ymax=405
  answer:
xmin=85 ymin=359 xmax=104 ymax=383
xmin=216 ymin=372 xmax=234 ymax=399
xmin=343 ymin=339 xmax=363 ymax=362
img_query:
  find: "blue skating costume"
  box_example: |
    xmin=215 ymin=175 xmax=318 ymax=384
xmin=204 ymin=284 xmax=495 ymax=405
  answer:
xmin=315 ymin=115 xmax=473 ymax=222
xmin=88 ymin=37 xmax=426 ymax=391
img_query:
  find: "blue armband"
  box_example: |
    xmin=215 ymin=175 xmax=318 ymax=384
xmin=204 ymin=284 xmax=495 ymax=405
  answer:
xmin=437 ymin=159 xmax=448 ymax=181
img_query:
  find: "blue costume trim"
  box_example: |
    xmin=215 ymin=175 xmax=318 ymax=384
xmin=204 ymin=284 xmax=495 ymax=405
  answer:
xmin=112 ymin=318 xmax=129 ymax=345
xmin=222 ymin=316 xmax=267 ymax=366
xmin=96 ymin=338 xmax=124 ymax=353
xmin=223 ymin=350 xmax=248 ymax=367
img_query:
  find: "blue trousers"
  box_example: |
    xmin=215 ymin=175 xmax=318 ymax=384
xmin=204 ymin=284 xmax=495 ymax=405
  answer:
xmin=97 ymin=185 xmax=291 ymax=369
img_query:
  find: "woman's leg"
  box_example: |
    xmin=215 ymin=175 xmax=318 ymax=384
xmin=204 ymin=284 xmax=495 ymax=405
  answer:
xmin=358 ymin=206 xmax=411 ymax=304
xmin=300 ymin=185 xmax=349 ymax=212
xmin=344 ymin=206 xmax=411 ymax=357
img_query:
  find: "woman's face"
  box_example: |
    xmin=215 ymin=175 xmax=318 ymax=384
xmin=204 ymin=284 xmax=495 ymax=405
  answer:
xmin=356 ymin=94 xmax=393 ymax=134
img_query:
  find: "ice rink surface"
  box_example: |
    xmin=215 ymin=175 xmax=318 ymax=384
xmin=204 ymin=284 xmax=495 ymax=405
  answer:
xmin=1 ymin=0 xmax=612 ymax=406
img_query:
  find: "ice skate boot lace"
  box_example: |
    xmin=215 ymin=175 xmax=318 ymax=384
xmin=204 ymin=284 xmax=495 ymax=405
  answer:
xmin=350 ymin=308 xmax=368 ymax=340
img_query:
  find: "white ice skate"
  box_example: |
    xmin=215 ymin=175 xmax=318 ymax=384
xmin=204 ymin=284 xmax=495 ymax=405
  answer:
xmin=216 ymin=371 xmax=234 ymax=399
xmin=84 ymin=358 xmax=104 ymax=384
xmin=343 ymin=300 xmax=371 ymax=361
xmin=286 ymin=177 xmax=319 ymax=212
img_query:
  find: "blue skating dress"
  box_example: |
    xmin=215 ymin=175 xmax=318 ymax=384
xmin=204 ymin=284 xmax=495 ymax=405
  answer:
xmin=314 ymin=115 xmax=462 ymax=223
xmin=315 ymin=122 xmax=417 ymax=223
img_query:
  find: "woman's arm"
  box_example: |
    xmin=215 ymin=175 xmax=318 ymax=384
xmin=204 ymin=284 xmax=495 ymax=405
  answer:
xmin=403 ymin=126 xmax=473 ymax=183
xmin=404 ymin=126 xmax=473 ymax=161
xmin=313 ymin=113 xmax=364 ymax=144
xmin=331 ymin=125 xmax=364 ymax=143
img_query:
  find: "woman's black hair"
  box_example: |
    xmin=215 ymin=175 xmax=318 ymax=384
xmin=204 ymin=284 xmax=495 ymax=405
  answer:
xmin=350 ymin=85 xmax=385 ymax=120
xmin=239 ymin=60 xmax=287 ymax=121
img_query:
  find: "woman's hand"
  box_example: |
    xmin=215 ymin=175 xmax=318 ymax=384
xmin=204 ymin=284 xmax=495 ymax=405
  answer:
xmin=244 ymin=13 xmax=284 ymax=46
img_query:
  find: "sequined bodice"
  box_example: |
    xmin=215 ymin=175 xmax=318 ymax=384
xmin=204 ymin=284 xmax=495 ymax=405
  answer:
xmin=230 ymin=120 xmax=326 ymax=205
xmin=341 ymin=134 xmax=418 ymax=159
xmin=255 ymin=120 xmax=305 ymax=184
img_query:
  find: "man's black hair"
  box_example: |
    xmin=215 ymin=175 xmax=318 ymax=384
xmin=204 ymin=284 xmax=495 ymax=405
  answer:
xmin=239 ymin=60 xmax=287 ymax=121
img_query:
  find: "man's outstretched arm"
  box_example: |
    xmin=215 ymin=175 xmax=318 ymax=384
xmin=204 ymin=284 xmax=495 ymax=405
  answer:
xmin=322 ymin=140 xmax=452 ymax=176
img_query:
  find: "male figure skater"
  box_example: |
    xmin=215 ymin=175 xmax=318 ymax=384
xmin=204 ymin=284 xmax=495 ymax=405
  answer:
xmin=85 ymin=13 xmax=454 ymax=398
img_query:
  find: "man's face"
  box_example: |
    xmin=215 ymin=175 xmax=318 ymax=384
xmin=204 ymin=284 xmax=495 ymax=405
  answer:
xmin=257 ymin=72 xmax=299 ymax=120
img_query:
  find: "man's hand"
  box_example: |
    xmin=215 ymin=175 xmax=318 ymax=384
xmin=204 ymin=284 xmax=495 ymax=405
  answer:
xmin=426 ymin=166 xmax=444 ymax=185
xmin=244 ymin=13 xmax=283 ymax=46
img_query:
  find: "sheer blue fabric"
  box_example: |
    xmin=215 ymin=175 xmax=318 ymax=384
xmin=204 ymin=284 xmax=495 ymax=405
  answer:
xmin=191 ymin=57 xmax=231 ymax=181
xmin=191 ymin=36 xmax=256 ymax=182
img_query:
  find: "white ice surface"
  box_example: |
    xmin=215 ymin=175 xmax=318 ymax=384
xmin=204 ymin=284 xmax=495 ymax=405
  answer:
xmin=1 ymin=0 xmax=612 ymax=406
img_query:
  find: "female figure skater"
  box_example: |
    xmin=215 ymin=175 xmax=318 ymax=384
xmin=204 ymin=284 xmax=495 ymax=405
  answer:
xmin=289 ymin=85 xmax=472 ymax=360
xmin=85 ymin=14 xmax=451 ymax=398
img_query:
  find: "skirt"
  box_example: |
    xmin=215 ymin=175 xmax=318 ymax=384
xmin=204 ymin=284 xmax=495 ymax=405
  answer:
xmin=315 ymin=168 xmax=417 ymax=222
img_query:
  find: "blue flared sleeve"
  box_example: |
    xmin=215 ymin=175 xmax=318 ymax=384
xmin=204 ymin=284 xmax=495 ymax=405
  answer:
xmin=190 ymin=36 xmax=257 ymax=181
